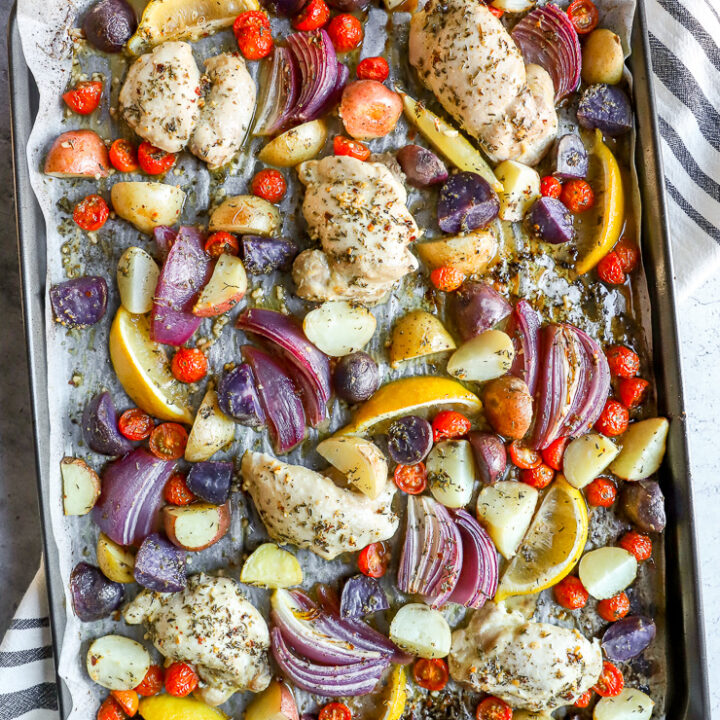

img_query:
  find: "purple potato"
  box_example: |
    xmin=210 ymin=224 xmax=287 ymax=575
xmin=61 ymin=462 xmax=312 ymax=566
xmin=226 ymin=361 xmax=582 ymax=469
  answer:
xmin=396 ymin=145 xmax=448 ymax=188
xmin=553 ymin=134 xmax=588 ymax=180
xmin=241 ymin=235 xmax=298 ymax=275
xmin=333 ymin=352 xmax=379 ymax=403
xmin=601 ymin=616 xmax=656 ymax=662
xmin=450 ymin=281 xmax=512 ymax=342
xmin=50 ymin=276 xmax=108 ymax=329
xmin=217 ymin=364 xmax=266 ymax=427
xmin=527 ymin=197 xmax=575 ymax=244
xmin=82 ymin=0 xmax=137 ymax=53
xmin=82 ymin=391 xmax=133 ymax=456
xmin=186 ymin=461 xmax=233 ymax=505
xmin=134 ymin=533 xmax=187 ymax=593
xmin=577 ymin=84 xmax=633 ymax=136
xmin=387 ymin=415 xmax=433 ymax=465
xmin=340 ymin=574 xmax=389 ymax=618
xmin=262 ymin=0 xmax=307 ymax=16
xmin=70 ymin=562 xmax=124 ymax=621
xmin=469 ymin=431 xmax=506 ymax=484
xmin=620 ymin=480 xmax=666 ymax=533
xmin=437 ymin=172 xmax=500 ymax=234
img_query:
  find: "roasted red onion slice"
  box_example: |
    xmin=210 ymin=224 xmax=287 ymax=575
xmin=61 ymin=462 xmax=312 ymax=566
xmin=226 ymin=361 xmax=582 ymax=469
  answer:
xmin=254 ymin=47 xmax=299 ymax=136
xmin=507 ymin=299 xmax=541 ymax=396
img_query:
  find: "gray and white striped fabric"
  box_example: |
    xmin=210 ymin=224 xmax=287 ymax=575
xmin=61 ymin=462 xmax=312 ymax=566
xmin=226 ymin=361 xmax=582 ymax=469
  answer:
xmin=2 ymin=1 xmax=719 ymax=717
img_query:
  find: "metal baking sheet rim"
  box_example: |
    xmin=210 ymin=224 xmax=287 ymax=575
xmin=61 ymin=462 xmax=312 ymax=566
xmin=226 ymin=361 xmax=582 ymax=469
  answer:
xmin=6 ymin=2 xmax=710 ymax=717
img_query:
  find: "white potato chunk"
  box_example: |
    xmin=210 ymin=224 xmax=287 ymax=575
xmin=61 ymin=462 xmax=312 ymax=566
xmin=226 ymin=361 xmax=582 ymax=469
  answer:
xmin=415 ymin=229 xmax=498 ymax=275
xmin=594 ymin=688 xmax=654 ymax=720
xmin=209 ymin=195 xmax=281 ymax=236
xmin=257 ymin=119 xmax=327 ymax=167
xmin=389 ymin=603 xmax=451 ymax=658
xmin=447 ymin=329 xmax=514 ymax=383
xmin=193 ymin=254 xmax=247 ymax=317
xmin=61 ymin=457 xmax=100 ymax=516
xmin=494 ymin=160 xmax=540 ymax=221
xmin=579 ymin=547 xmax=638 ymax=600
xmin=316 ymin=436 xmax=388 ymax=499
xmin=476 ymin=480 xmax=539 ymax=559
xmin=426 ymin=439 xmax=476 ymax=508
xmin=97 ymin=533 xmax=135 ymax=584
xmin=117 ymin=247 xmax=160 ymax=315
xmin=610 ymin=417 xmax=669 ymax=481
xmin=390 ymin=310 xmax=456 ymax=368
xmin=86 ymin=635 xmax=151 ymax=690
xmin=185 ymin=389 xmax=235 ymax=462
xmin=163 ymin=501 xmax=231 ymax=551
xmin=111 ymin=182 xmax=185 ymax=234
xmin=303 ymin=301 xmax=377 ymax=357
xmin=240 ymin=543 xmax=303 ymax=589
xmin=563 ymin=433 xmax=619 ymax=489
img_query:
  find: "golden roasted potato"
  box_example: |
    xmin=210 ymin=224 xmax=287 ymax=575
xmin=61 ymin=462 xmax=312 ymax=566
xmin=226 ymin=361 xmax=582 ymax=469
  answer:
xmin=390 ymin=310 xmax=456 ymax=367
xmin=240 ymin=543 xmax=303 ymax=589
xmin=44 ymin=130 xmax=110 ymax=178
xmin=415 ymin=229 xmax=498 ymax=275
xmin=185 ymin=389 xmax=235 ymax=462
xmin=111 ymin=182 xmax=185 ymax=234
xmin=582 ymin=29 xmax=625 ymax=86
xmin=316 ymin=436 xmax=388 ymax=499
xmin=209 ymin=194 xmax=281 ymax=236
xmin=447 ymin=329 xmax=514 ymax=382
xmin=257 ymin=119 xmax=327 ymax=167
xmin=97 ymin=532 xmax=136 ymax=584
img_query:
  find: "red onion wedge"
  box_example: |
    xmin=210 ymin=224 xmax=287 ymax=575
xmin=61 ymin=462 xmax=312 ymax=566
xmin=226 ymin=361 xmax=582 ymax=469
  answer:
xmin=507 ymin=299 xmax=541 ymax=396
xmin=511 ymin=4 xmax=581 ymax=102
xmin=153 ymin=225 xmax=176 ymax=261
xmin=254 ymin=47 xmax=299 ymax=136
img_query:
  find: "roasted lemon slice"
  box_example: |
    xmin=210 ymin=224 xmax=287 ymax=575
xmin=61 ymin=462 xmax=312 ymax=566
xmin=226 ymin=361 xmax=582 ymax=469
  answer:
xmin=109 ymin=307 xmax=193 ymax=423
xmin=379 ymin=666 xmax=408 ymax=720
xmin=495 ymin=475 xmax=589 ymax=602
xmin=128 ymin=0 xmax=260 ymax=54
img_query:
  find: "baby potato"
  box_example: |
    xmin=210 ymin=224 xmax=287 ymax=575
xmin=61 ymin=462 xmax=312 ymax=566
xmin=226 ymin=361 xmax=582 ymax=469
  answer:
xmin=610 ymin=417 xmax=669 ymax=480
xmin=44 ymin=129 xmax=110 ymax=178
xmin=139 ymin=695 xmax=230 ymax=720
xmin=447 ymin=329 xmax=514 ymax=383
xmin=415 ymin=229 xmax=498 ymax=275
xmin=582 ymin=29 xmax=625 ymax=86
xmin=117 ymin=246 xmax=159 ymax=315
xmin=97 ymin=532 xmax=136 ymax=584
xmin=185 ymin=389 xmax=235 ymax=462
xmin=426 ymin=439 xmax=476 ymax=508
xmin=303 ymin=301 xmax=377 ymax=357
xmin=339 ymin=80 xmax=403 ymax=140
xmin=257 ymin=119 xmax=327 ymax=167
xmin=209 ymin=194 xmax=281 ymax=236
xmin=578 ymin=546 xmax=637 ymax=600
xmin=111 ymin=182 xmax=185 ymax=234
xmin=389 ymin=603 xmax=451 ymax=658
xmin=482 ymin=375 xmax=533 ymax=439
xmin=316 ymin=436 xmax=388 ymax=499
xmin=86 ymin=634 xmax=151 ymax=690
xmin=563 ymin=432 xmax=619 ymax=489
xmin=593 ymin=688 xmax=654 ymax=720
xmin=390 ymin=310 xmax=456 ymax=368
xmin=240 ymin=543 xmax=303 ymax=589
xmin=494 ymin=160 xmax=540 ymax=222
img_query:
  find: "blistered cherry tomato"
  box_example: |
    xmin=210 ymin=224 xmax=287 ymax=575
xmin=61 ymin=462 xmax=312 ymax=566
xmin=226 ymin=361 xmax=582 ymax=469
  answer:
xmin=109 ymin=139 xmax=139 ymax=172
xmin=619 ymin=530 xmax=653 ymax=562
xmin=432 ymin=410 xmax=471 ymax=442
xmin=164 ymin=473 xmax=196 ymax=506
xmin=171 ymin=347 xmax=208 ymax=384
xmin=357 ymin=57 xmax=390 ymax=82
xmin=118 ymin=408 xmax=153 ymax=441
xmin=594 ymin=399 xmax=629 ymax=437
xmin=430 ymin=266 xmax=465 ymax=292
xmin=574 ymin=690 xmax=593 ymax=708
xmin=593 ymin=661 xmax=624 ymax=697
xmin=540 ymin=176 xmax=562 ymax=198
xmin=358 ymin=541 xmax=389 ymax=578
xmin=393 ymin=462 xmax=427 ymax=494
xmin=234 ymin=10 xmax=273 ymax=59
xmin=134 ymin=665 xmax=164 ymax=696
xmin=508 ymin=439 xmax=541 ymax=469
xmin=319 ymin=702 xmax=352 ymax=720
xmin=73 ymin=194 xmax=109 ymax=231
xmin=605 ymin=345 xmax=640 ymax=378
xmin=149 ymin=422 xmax=188 ymax=461
xmin=334 ymin=135 xmax=371 ymax=160
xmin=97 ymin=697 xmax=124 ymax=720
xmin=63 ymin=80 xmax=103 ymax=115
xmin=618 ymin=377 xmax=650 ymax=408
xmin=585 ymin=477 xmax=617 ymax=507
xmin=413 ymin=658 xmax=449 ymax=692
xmin=615 ymin=238 xmax=639 ymax=273
xmin=560 ymin=178 xmax=595 ymax=213
xmin=204 ymin=231 xmax=240 ymax=258
xmin=597 ymin=251 xmax=625 ymax=284
xmin=164 ymin=662 xmax=198 ymax=697
xmin=292 ymin=0 xmax=330 ymax=31
xmin=597 ymin=592 xmax=630 ymax=622
xmin=521 ymin=463 xmax=554 ymax=489
xmin=484 ymin=2 xmax=503 ymax=18
xmin=110 ymin=690 xmax=139 ymax=716
xmin=251 ymin=168 xmax=287 ymax=203
xmin=476 ymin=696 xmax=512 ymax=720
xmin=542 ymin=436 xmax=569 ymax=471
xmin=553 ymin=575 xmax=588 ymax=610
xmin=138 ymin=141 xmax=175 ymax=175
xmin=568 ymin=0 xmax=599 ymax=34
xmin=327 ymin=14 xmax=363 ymax=53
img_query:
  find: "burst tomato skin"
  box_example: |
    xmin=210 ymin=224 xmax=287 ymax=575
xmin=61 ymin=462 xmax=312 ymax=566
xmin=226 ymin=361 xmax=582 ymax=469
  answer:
xmin=540 ymin=175 xmax=562 ymax=198
xmin=615 ymin=238 xmax=639 ymax=273
xmin=430 ymin=266 xmax=465 ymax=292
xmin=118 ymin=408 xmax=154 ymax=441
xmin=560 ymin=178 xmax=595 ymax=213
xmin=164 ymin=473 xmax=196 ymax=506
xmin=110 ymin=690 xmax=139 ymax=716
xmin=357 ymin=57 xmax=390 ymax=82
xmin=97 ymin=697 xmax=124 ymax=720
xmin=327 ymin=13 xmax=363 ymax=52
xmin=292 ymin=0 xmax=330 ymax=31
xmin=63 ymin=80 xmax=103 ymax=114
xmin=251 ymin=168 xmax=287 ymax=203
xmin=553 ymin=575 xmax=589 ymax=610
xmin=432 ymin=410 xmax=471 ymax=442
xmin=521 ymin=462 xmax=555 ymax=489
xmin=138 ymin=141 xmax=175 ymax=175
xmin=393 ymin=462 xmax=427 ymax=494
xmin=358 ymin=542 xmax=389 ymax=578
xmin=606 ymin=345 xmax=640 ymax=378
xmin=585 ymin=477 xmax=617 ymax=507
xmin=568 ymin=0 xmax=599 ymax=34
xmin=475 ymin=696 xmax=512 ymax=720
xmin=319 ymin=702 xmax=352 ymax=720
xmin=618 ymin=377 xmax=650 ymax=408
xmin=595 ymin=399 xmax=629 ymax=437
xmin=234 ymin=10 xmax=274 ymax=59
xmin=148 ymin=422 xmax=188 ymax=461
xmin=574 ymin=690 xmax=593 ymax=708
xmin=171 ymin=348 xmax=208 ymax=384
xmin=334 ymin=135 xmax=370 ymax=160
xmin=109 ymin=139 xmax=139 ymax=172
xmin=204 ymin=231 xmax=239 ymax=258
xmin=619 ymin=530 xmax=653 ymax=562
xmin=542 ymin=436 xmax=569 ymax=471
xmin=593 ymin=661 xmax=624 ymax=697
xmin=597 ymin=251 xmax=625 ymax=284
xmin=164 ymin=662 xmax=199 ymax=697
xmin=73 ymin=194 xmax=110 ymax=231
xmin=508 ymin=439 xmax=541 ymax=469
xmin=413 ymin=658 xmax=449 ymax=692
xmin=134 ymin=665 xmax=164 ymax=696
xmin=597 ymin=591 xmax=630 ymax=622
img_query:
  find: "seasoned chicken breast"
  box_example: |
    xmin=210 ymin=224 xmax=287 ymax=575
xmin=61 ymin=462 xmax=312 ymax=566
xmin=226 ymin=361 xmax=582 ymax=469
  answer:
xmin=241 ymin=451 xmax=399 ymax=560
xmin=119 ymin=42 xmax=201 ymax=154
xmin=189 ymin=53 xmax=256 ymax=170
xmin=409 ymin=0 xmax=558 ymax=164
xmin=293 ymin=156 xmax=419 ymax=305
xmin=123 ymin=574 xmax=271 ymax=701
xmin=449 ymin=602 xmax=603 ymax=711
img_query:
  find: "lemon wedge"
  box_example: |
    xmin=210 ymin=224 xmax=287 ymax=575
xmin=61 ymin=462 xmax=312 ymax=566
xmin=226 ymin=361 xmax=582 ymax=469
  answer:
xmin=379 ymin=666 xmax=408 ymax=720
xmin=109 ymin=307 xmax=193 ymax=424
xmin=495 ymin=475 xmax=589 ymax=602
xmin=127 ymin=0 xmax=260 ymax=54
xmin=336 ymin=376 xmax=481 ymax=436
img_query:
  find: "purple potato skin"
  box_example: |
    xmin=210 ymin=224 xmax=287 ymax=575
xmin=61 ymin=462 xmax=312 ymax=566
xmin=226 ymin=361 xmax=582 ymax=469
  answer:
xmin=50 ymin=276 xmax=108 ymax=328
xmin=553 ymin=134 xmax=588 ymax=179
xmin=70 ymin=562 xmax=125 ymax=621
xmin=577 ymin=84 xmax=633 ymax=136
xmin=82 ymin=0 xmax=137 ymax=53
xmin=134 ymin=533 xmax=187 ymax=593
xmin=450 ymin=281 xmax=512 ymax=342
xmin=601 ymin=616 xmax=656 ymax=662
xmin=469 ymin=431 xmax=507 ymax=485
xmin=340 ymin=575 xmax=390 ymax=618
xmin=527 ymin=197 xmax=576 ymax=244
xmin=387 ymin=415 xmax=433 ymax=465
xmin=437 ymin=172 xmax=500 ymax=234
xmin=333 ymin=352 xmax=380 ymax=403
xmin=186 ymin=461 xmax=233 ymax=505
xmin=396 ymin=145 xmax=448 ymax=188
xmin=82 ymin=391 xmax=133 ymax=456
xmin=241 ymin=236 xmax=299 ymax=275
xmin=217 ymin=364 xmax=266 ymax=427
xmin=620 ymin=480 xmax=666 ymax=533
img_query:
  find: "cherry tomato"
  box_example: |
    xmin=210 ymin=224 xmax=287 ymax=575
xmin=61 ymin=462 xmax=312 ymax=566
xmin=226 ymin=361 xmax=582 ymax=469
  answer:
xmin=63 ymin=80 xmax=103 ymax=115
xmin=164 ymin=473 xmax=196 ymax=506
xmin=334 ymin=135 xmax=371 ymax=160
xmin=73 ymin=194 xmax=109 ymax=231
xmin=327 ymin=14 xmax=363 ymax=53
xmin=393 ymin=462 xmax=427 ymax=494
xmin=619 ymin=530 xmax=653 ymax=562
xmin=413 ymin=658 xmax=449 ymax=692
xmin=118 ymin=408 xmax=154 ymax=441
xmin=205 ymin=231 xmax=240 ymax=258
xmin=585 ymin=477 xmax=617 ymax=507
xmin=109 ymin=139 xmax=139 ymax=172
xmin=164 ymin=662 xmax=198 ymax=697
xmin=149 ymin=422 xmax=188 ymax=461
xmin=134 ymin=665 xmax=164 ymax=696
xmin=358 ymin=541 xmax=389 ymax=578
xmin=171 ymin=347 xmax=208 ymax=384
xmin=357 ymin=57 xmax=390 ymax=82
xmin=97 ymin=697 xmax=124 ymax=720
xmin=567 ymin=0 xmax=599 ymax=34
xmin=540 ymin=176 xmax=562 ymax=198
xmin=430 ymin=266 xmax=465 ymax=292
xmin=483 ymin=1 xmax=503 ymax=18
xmin=110 ymin=690 xmax=139 ymax=716
xmin=251 ymin=168 xmax=287 ymax=203
xmin=234 ymin=10 xmax=273 ymax=59
xmin=597 ymin=251 xmax=625 ymax=284
xmin=597 ymin=591 xmax=630 ymax=622
xmin=138 ymin=141 xmax=175 ymax=175
xmin=593 ymin=661 xmax=624 ymax=697
xmin=618 ymin=377 xmax=650 ymax=408
xmin=605 ymin=345 xmax=640 ymax=378
xmin=521 ymin=463 xmax=554 ymax=489
xmin=560 ymin=178 xmax=595 ymax=213
xmin=615 ymin=238 xmax=640 ymax=273
xmin=541 ymin=436 xmax=569 ymax=471
xmin=432 ymin=410 xmax=471 ymax=442
xmin=292 ymin=0 xmax=330 ymax=31
xmin=574 ymin=690 xmax=593 ymax=708
xmin=553 ymin=575 xmax=588 ymax=610
xmin=475 ymin=696 xmax=512 ymax=720
xmin=508 ymin=439 xmax=541 ymax=470
xmin=594 ymin=399 xmax=629 ymax=437
xmin=319 ymin=702 xmax=352 ymax=720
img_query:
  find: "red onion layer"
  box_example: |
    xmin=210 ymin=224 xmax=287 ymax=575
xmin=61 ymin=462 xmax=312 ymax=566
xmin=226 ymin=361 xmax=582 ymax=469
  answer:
xmin=507 ymin=299 xmax=541 ymax=397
